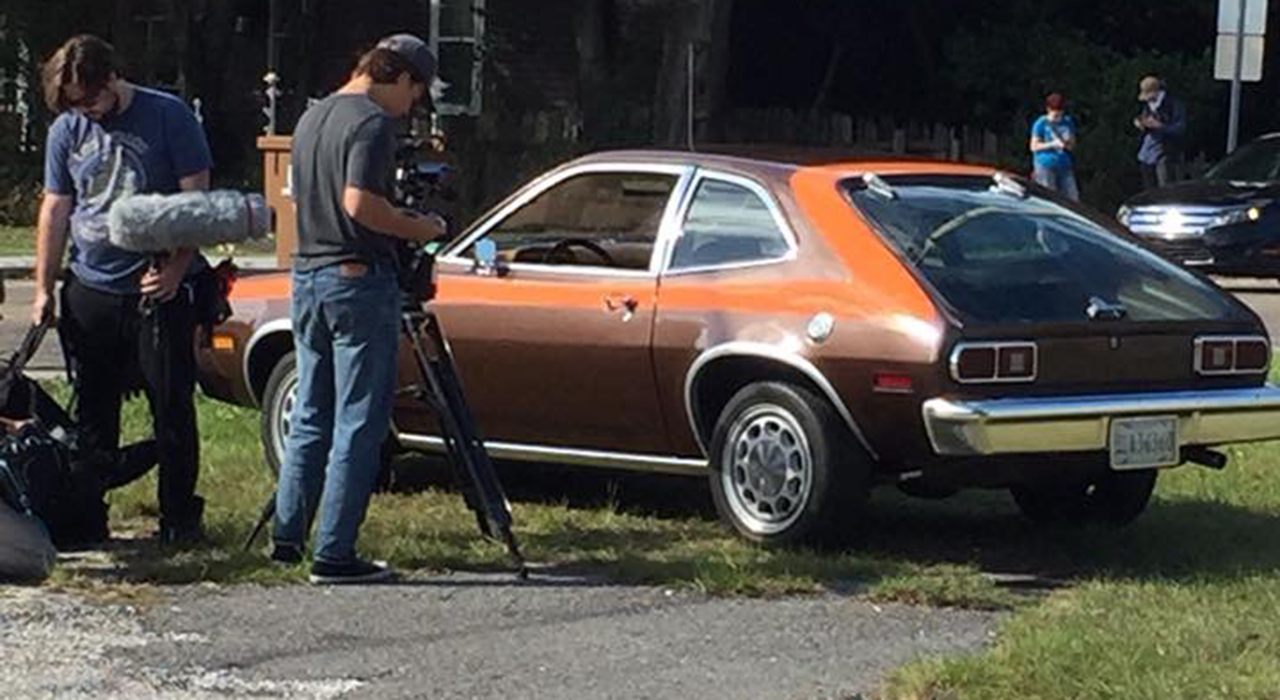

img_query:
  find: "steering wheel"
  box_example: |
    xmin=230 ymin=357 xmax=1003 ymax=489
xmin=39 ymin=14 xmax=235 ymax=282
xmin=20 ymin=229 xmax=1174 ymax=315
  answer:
xmin=545 ymin=238 xmax=616 ymax=267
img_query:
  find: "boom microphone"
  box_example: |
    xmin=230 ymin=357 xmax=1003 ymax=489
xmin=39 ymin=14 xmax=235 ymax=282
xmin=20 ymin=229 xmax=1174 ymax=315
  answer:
xmin=107 ymin=190 xmax=270 ymax=253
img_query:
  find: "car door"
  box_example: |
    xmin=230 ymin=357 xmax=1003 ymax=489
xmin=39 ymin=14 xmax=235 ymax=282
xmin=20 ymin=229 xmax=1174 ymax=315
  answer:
xmin=406 ymin=163 xmax=692 ymax=455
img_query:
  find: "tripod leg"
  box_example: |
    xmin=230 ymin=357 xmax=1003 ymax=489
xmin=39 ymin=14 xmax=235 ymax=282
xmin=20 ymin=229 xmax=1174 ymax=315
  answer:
xmin=242 ymin=491 xmax=276 ymax=552
xmin=402 ymin=309 xmax=527 ymax=577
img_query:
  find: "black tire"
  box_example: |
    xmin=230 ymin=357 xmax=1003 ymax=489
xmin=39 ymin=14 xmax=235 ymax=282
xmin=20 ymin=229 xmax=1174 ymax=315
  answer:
xmin=260 ymin=351 xmax=298 ymax=477
xmin=259 ymin=351 xmax=401 ymax=487
xmin=707 ymin=381 xmax=870 ymax=546
xmin=1010 ymin=468 xmax=1158 ymax=527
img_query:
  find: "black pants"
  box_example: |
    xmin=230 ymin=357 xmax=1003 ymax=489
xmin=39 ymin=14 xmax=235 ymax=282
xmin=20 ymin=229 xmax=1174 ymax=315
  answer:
xmin=58 ymin=275 xmax=202 ymax=531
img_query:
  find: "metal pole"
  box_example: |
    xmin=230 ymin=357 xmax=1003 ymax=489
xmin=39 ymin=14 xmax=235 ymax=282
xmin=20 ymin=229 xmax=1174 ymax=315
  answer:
xmin=1228 ymin=0 xmax=1247 ymax=153
xmin=687 ymin=42 xmax=696 ymax=151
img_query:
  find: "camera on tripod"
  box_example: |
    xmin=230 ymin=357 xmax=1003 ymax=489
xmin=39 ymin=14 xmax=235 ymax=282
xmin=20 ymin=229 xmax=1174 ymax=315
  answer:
xmin=391 ymin=135 xmax=457 ymax=303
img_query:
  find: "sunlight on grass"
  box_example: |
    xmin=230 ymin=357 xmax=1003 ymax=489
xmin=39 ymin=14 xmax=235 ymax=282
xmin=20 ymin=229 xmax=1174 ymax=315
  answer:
xmin=882 ymin=434 xmax=1280 ymax=700
xmin=44 ymin=381 xmax=996 ymax=602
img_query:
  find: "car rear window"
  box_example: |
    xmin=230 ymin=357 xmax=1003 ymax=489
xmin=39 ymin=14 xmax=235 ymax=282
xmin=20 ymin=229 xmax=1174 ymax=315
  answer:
xmin=843 ymin=174 xmax=1242 ymax=324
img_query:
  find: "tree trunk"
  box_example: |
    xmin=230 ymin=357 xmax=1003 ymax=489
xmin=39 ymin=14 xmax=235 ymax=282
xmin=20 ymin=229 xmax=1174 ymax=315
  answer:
xmin=652 ymin=0 xmax=734 ymax=147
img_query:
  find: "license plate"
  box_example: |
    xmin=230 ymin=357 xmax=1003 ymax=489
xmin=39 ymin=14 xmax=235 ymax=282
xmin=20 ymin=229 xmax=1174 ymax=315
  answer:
xmin=1109 ymin=416 xmax=1179 ymax=470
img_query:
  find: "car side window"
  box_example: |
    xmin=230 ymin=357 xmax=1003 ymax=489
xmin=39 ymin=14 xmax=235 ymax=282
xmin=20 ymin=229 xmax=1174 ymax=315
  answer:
xmin=478 ymin=172 xmax=676 ymax=270
xmin=670 ymin=178 xmax=791 ymax=270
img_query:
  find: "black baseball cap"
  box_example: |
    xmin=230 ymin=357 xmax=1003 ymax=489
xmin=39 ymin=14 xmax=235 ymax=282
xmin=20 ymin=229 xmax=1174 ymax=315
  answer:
xmin=377 ymin=33 xmax=437 ymax=84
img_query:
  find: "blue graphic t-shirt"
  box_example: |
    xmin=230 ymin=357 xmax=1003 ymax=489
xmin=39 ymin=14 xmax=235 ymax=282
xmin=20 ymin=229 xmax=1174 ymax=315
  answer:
xmin=43 ymin=87 xmax=213 ymax=294
xmin=1031 ymin=114 xmax=1076 ymax=172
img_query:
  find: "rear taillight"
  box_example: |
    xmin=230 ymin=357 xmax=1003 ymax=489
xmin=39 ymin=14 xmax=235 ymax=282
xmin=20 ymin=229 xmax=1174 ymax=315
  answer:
xmin=950 ymin=341 xmax=1037 ymax=383
xmin=1195 ymin=336 xmax=1270 ymax=375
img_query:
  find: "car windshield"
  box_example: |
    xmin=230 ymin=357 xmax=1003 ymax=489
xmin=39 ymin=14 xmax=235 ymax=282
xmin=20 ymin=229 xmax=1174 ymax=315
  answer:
xmin=843 ymin=174 xmax=1242 ymax=324
xmin=1203 ymin=137 xmax=1280 ymax=182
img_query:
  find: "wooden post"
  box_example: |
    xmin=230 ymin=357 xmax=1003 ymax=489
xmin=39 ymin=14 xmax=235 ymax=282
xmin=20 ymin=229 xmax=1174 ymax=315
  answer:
xmin=257 ymin=135 xmax=295 ymax=267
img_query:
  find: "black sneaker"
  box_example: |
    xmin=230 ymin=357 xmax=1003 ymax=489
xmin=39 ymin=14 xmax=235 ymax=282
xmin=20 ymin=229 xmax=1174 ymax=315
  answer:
xmin=270 ymin=542 xmax=304 ymax=565
xmin=158 ymin=522 xmax=206 ymax=547
xmin=309 ymin=558 xmax=395 ymax=585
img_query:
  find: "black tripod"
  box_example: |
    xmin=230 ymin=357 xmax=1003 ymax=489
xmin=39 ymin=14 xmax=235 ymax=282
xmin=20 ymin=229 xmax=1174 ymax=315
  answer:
xmin=244 ymin=292 xmax=528 ymax=579
xmin=397 ymin=301 xmax=527 ymax=577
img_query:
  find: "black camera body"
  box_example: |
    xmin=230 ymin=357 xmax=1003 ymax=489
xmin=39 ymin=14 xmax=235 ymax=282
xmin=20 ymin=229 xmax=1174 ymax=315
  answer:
xmin=391 ymin=138 xmax=457 ymax=303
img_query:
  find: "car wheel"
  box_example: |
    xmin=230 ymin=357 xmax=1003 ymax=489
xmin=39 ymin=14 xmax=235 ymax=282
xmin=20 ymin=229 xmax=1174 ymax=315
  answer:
xmin=260 ymin=352 xmax=298 ymax=477
xmin=708 ymin=382 xmax=870 ymax=546
xmin=1010 ymin=469 xmax=1158 ymax=526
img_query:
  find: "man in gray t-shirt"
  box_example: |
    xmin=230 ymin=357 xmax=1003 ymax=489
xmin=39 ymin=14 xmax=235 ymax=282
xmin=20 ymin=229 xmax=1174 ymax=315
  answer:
xmin=273 ymin=34 xmax=444 ymax=584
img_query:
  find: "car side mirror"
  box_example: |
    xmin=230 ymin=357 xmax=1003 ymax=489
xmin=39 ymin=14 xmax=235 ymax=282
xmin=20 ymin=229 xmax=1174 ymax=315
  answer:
xmin=473 ymin=238 xmax=501 ymax=276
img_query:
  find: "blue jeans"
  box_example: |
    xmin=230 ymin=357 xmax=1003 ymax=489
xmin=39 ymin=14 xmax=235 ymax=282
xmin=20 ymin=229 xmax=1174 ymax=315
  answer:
xmin=1032 ymin=167 xmax=1080 ymax=201
xmin=273 ymin=262 xmax=401 ymax=564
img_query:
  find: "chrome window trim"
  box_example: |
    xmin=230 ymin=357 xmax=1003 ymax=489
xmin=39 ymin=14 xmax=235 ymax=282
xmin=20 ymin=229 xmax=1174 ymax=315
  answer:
xmin=1194 ymin=335 xmax=1271 ymax=376
xmin=948 ymin=341 xmax=1038 ymax=384
xmin=242 ymin=318 xmax=293 ymax=407
xmin=396 ymin=433 xmax=707 ymax=476
xmin=437 ymin=162 xmax=696 ymax=279
xmin=682 ymin=342 xmax=879 ymax=460
xmin=657 ymin=169 xmax=800 ymax=276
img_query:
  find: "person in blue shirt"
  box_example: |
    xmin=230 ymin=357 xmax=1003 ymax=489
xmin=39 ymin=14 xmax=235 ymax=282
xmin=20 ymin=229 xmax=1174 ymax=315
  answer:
xmin=1028 ymin=93 xmax=1080 ymax=201
xmin=33 ymin=35 xmax=212 ymax=545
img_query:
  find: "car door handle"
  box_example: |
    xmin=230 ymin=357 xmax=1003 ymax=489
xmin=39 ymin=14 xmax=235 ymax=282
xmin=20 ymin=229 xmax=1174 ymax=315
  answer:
xmin=603 ymin=294 xmax=639 ymax=318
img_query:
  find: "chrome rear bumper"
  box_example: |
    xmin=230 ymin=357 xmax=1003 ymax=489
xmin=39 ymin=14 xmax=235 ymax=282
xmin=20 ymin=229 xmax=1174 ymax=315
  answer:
xmin=922 ymin=386 xmax=1280 ymax=456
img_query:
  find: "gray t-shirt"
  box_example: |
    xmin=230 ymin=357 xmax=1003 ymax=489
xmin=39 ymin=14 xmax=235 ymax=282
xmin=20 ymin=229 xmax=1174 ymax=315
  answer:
xmin=290 ymin=93 xmax=399 ymax=271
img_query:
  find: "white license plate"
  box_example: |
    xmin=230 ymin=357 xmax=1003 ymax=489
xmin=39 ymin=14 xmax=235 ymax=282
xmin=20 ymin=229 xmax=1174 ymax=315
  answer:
xmin=1109 ymin=416 xmax=1179 ymax=470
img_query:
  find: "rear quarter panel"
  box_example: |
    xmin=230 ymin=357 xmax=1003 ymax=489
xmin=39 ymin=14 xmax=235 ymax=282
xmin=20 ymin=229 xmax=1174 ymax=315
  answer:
xmin=654 ymin=166 xmax=946 ymax=466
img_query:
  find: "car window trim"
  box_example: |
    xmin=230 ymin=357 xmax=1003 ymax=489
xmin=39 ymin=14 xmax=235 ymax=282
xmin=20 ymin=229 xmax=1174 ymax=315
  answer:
xmin=438 ymin=162 xmax=695 ymax=278
xmin=657 ymin=169 xmax=799 ymax=276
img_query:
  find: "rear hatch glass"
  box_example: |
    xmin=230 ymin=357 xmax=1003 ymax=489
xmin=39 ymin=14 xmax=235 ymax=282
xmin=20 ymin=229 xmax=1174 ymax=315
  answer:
xmin=843 ymin=174 xmax=1245 ymax=325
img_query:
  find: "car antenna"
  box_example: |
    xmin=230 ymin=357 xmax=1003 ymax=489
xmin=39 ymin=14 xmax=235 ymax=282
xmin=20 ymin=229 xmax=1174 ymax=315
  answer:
xmin=862 ymin=172 xmax=896 ymax=199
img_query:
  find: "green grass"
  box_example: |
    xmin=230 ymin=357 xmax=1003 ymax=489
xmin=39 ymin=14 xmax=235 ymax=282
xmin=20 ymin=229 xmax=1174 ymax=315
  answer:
xmin=44 ymin=383 xmax=1003 ymax=602
xmin=0 ymin=225 xmax=278 ymax=258
xmin=0 ymin=226 xmax=36 ymax=255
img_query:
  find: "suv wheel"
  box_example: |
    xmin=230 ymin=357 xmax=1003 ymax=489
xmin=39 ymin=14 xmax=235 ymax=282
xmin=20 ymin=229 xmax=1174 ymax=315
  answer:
xmin=708 ymin=382 xmax=869 ymax=546
xmin=1010 ymin=468 xmax=1158 ymax=526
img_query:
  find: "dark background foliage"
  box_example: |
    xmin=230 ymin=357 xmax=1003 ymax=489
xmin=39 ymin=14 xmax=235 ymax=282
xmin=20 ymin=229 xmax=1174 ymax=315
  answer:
xmin=1 ymin=0 xmax=1277 ymax=223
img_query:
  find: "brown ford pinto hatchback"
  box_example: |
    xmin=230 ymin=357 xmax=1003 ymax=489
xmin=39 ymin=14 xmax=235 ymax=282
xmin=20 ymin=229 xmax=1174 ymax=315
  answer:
xmin=198 ymin=151 xmax=1280 ymax=545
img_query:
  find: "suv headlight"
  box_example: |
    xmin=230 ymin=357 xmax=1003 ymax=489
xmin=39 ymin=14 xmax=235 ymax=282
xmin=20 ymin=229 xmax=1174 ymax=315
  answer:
xmin=1208 ymin=206 xmax=1263 ymax=228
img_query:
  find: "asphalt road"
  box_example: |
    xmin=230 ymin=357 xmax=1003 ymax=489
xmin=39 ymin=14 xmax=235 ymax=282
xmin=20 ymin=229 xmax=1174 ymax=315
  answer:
xmin=123 ymin=573 xmax=997 ymax=700
xmin=0 ymin=575 xmax=1000 ymax=700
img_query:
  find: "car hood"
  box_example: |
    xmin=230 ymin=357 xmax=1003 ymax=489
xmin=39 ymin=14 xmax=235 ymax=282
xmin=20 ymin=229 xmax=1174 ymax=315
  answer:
xmin=1124 ymin=179 xmax=1280 ymax=207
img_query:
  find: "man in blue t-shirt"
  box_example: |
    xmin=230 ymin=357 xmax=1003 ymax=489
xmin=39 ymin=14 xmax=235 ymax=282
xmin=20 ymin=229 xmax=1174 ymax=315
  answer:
xmin=33 ymin=34 xmax=212 ymax=545
xmin=1028 ymin=92 xmax=1080 ymax=201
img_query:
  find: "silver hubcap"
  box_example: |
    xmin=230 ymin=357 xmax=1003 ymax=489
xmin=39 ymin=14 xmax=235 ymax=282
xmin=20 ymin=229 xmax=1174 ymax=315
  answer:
xmin=270 ymin=371 xmax=298 ymax=472
xmin=721 ymin=404 xmax=813 ymax=535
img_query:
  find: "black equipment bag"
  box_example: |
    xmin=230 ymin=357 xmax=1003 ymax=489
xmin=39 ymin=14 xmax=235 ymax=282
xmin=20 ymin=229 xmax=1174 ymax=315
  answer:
xmin=0 ymin=322 xmax=156 ymax=547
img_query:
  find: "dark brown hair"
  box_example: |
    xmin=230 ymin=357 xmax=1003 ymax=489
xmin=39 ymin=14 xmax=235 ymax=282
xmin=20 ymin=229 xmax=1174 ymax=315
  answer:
xmin=41 ymin=34 xmax=121 ymax=112
xmin=353 ymin=47 xmax=425 ymax=85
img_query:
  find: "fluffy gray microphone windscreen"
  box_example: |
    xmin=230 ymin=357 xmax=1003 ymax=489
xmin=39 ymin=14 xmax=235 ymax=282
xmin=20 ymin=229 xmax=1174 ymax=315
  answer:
xmin=107 ymin=190 xmax=270 ymax=253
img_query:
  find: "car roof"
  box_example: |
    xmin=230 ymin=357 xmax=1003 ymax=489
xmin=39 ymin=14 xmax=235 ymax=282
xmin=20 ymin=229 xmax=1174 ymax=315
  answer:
xmin=567 ymin=147 xmax=1000 ymax=180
